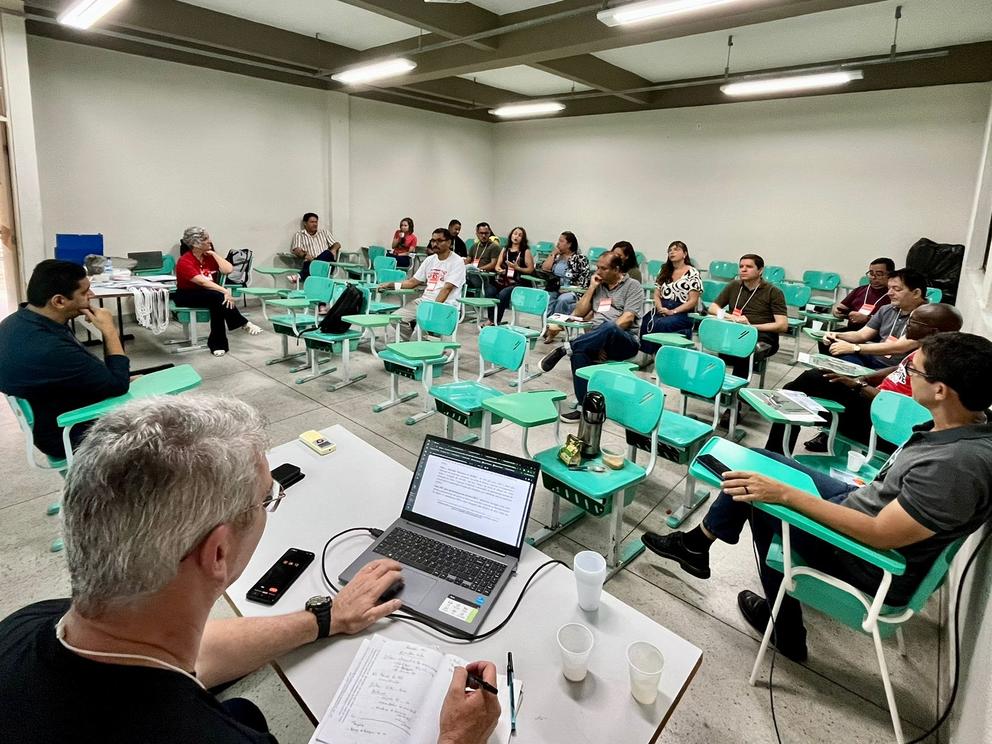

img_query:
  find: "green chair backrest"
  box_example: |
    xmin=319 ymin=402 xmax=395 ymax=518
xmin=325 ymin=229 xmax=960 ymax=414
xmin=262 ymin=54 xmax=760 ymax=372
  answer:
xmin=870 ymin=390 xmax=931 ymax=447
xmin=302 ymin=276 xmax=336 ymax=302
xmin=698 ymin=317 xmax=758 ymax=358
xmin=764 ymin=265 xmax=786 ymax=283
xmin=478 ymin=326 xmax=528 ymax=371
xmin=708 ymin=261 xmax=738 ymax=281
xmin=701 ymin=279 xmax=726 ymax=305
xmin=309 ymin=260 xmax=332 ymax=279
xmin=647 ymin=259 xmax=663 ymax=281
xmin=802 ymin=270 xmax=841 ymax=291
xmin=533 ymin=241 xmax=554 ymax=255
xmin=327 ymin=281 xmax=370 ymax=313
xmin=902 ymin=536 xmax=966 ymax=612
xmin=588 ymin=247 xmax=607 ymax=261
xmin=926 ymin=288 xmax=942 ymax=303
xmin=378 ymin=268 xmax=406 ymax=284
xmin=510 ymin=286 xmax=550 ymax=319
xmin=656 ymin=346 xmax=724 ymax=399
xmin=162 ymin=254 xmax=176 ymax=274
xmin=466 ymin=238 xmax=477 ymax=251
xmin=373 ymin=256 xmax=397 ymax=273
xmin=776 ymin=281 xmax=812 ymax=309
xmin=498 ymin=236 xmax=508 ymax=247
xmin=589 ymin=371 xmax=665 ymax=435
xmin=368 ymin=245 xmax=387 ymax=262
xmin=416 ymin=300 xmax=459 ymax=337
xmin=635 ymin=251 xmax=647 ymax=266
xmin=858 ymin=275 xmax=870 ymax=286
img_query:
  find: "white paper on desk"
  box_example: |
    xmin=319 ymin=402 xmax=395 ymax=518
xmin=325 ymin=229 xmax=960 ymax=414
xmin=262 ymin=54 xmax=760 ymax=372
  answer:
xmin=778 ymin=390 xmax=827 ymax=414
xmin=315 ymin=635 xmax=522 ymax=744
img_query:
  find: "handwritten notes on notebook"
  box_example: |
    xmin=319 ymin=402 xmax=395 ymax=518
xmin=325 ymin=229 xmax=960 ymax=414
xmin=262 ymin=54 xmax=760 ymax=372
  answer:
xmin=314 ymin=635 xmax=522 ymax=744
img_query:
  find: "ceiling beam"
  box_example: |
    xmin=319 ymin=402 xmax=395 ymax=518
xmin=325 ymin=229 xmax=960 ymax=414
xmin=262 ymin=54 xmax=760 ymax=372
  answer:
xmin=361 ymin=0 xmax=888 ymax=86
xmin=399 ymin=78 xmax=530 ymax=108
xmin=534 ymin=56 xmax=654 ymax=104
xmin=335 ymin=0 xmax=500 ymax=52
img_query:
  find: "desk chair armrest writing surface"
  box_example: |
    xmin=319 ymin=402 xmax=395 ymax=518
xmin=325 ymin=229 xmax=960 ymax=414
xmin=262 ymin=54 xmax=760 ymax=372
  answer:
xmin=56 ymin=365 xmax=202 ymax=468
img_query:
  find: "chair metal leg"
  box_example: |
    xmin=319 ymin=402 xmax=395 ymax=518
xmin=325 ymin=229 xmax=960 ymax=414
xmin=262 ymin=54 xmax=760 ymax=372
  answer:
xmin=293 ymin=347 xmax=337 ymax=384
xmin=405 ymin=365 xmax=437 ymax=425
xmin=607 ymin=487 xmax=645 ymax=578
xmin=372 ymin=373 xmax=418 ymax=413
xmin=872 ymin=626 xmax=906 ymax=743
xmin=895 ymin=627 xmax=907 ymax=657
xmin=727 ymin=392 xmax=745 ymax=443
xmin=790 ymin=328 xmax=802 ymax=364
xmin=528 ymin=493 xmax=586 ymax=549
xmin=749 ymin=579 xmax=792 ymax=686
xmin=326 ymin=342 xmax=367 ymax=392
xmin=266 ymin=334 xmax=306 ymax=365
xmin=666 ymin=474 xmax=710 ymax=529
xmin=480 ymin=410 xmax=493 ymax=448
xmin=166 ymin=319 xmax=207 ymax=353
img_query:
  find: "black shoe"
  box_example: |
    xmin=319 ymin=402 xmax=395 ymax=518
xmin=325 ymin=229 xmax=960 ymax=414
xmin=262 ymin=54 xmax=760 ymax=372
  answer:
xmin=641 ymin=531 xmax=711 ymax=579
xmin=737 ymin=590 xmax=808 ymax=663
xmin=541 ymin=346 xmax=567 ymax=372
xmin=559 ymin=409 xmax=581 ymax=423
xmin=803 ymin=432 xmax=829 ymax=453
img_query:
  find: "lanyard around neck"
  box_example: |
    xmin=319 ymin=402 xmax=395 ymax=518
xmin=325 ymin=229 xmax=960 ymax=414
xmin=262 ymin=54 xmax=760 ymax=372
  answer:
xmin=734 ymin=282 xmax=760 ymax=314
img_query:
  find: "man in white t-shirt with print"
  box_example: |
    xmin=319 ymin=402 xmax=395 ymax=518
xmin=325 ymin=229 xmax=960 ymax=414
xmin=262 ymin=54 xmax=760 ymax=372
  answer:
xmin=379 ymin=227 xmax=466 ymax=339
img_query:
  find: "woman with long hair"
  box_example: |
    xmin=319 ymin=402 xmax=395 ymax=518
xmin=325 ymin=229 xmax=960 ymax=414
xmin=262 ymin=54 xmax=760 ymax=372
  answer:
xmin=638 ymin=240 xmax=702 ymax=361
xmin=541 ymin=231 xmax=590 ymax=342
xmin=484 ymin=226 xmax=534 ymax=325
xmin=389 ymin=217 xmax=417 ymax=268
xmin=611 ymin=241 xmax=642 ymax=282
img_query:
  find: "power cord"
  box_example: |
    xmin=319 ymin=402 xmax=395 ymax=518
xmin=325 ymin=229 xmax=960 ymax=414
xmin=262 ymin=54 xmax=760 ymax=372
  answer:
xmin=320 ymin=527 xmax=569 ymax=641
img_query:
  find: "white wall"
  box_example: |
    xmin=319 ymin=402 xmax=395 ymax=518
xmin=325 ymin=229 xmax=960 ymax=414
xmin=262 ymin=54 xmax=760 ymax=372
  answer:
xmin=493 ymin=84 xmax=992 ymax=285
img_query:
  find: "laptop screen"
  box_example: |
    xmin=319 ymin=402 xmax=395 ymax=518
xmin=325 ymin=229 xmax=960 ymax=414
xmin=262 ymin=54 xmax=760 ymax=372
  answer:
xmin=402 ymin=436 xmax=540 ymax=558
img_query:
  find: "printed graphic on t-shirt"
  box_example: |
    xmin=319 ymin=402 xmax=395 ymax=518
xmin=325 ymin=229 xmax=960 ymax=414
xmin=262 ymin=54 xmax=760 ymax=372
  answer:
xmin=425 ymin=267 xmax=447 ymax=292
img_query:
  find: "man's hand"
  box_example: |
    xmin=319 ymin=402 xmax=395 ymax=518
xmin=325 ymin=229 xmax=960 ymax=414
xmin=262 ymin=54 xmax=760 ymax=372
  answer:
xmin=824 ymin=372 xmax=862 ymax=389
xmin=829 ymin=340 xmax=859 ymax=356
xmin=438 ymin=662 xmax=501 ymax=744
xmin=847 ymin=311 xmax=869 ymax=325
xmin=720 ymin=471 xmax=795 ymax=506
xmin=291 ymin=246 xmax=305 ymax=258
xmin=588 ymin=273 xmax=603 ymax=290
xmin=330 ymin=559 xmax=403 ymax=636
xmin=80 ymin=306 xmax=117 ymax=336
xmin=822 ymin=331 xmax=838 ymax=345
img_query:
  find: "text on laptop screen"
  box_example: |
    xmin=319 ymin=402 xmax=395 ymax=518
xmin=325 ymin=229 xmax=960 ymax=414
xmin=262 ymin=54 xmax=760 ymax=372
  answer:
xmin=404 ymin=438 xmax=536 ymax=548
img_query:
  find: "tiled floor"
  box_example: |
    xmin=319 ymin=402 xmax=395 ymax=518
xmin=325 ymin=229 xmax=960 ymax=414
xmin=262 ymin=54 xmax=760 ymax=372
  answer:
xmin=0 ymin=310 xmax=944 ymax=743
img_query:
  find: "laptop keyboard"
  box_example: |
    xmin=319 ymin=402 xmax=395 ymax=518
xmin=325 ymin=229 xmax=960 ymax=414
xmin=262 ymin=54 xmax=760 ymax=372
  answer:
xmin=373 ymin=527 xmax=507 ymax=596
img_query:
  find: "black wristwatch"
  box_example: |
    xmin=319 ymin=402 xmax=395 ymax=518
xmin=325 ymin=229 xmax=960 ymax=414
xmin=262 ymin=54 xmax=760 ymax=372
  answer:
xmin=305 ymin=595 xmax=333 ymax=639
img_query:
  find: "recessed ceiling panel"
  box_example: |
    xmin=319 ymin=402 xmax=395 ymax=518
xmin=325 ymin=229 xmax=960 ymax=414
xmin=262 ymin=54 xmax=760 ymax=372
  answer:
xmin=179 ymin=0 xmax=421 ymax=51
xmin=459 ymin=65 xmax=592 ymax=96
xmin=470 ymin=1 xmax=562 ymax=14
xmin=593 ymin=0 xmax=992 ymax=83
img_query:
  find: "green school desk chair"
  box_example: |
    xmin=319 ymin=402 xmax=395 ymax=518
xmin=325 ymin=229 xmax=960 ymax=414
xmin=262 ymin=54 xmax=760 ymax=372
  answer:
xmin=707 ymin=260 xmax=738 ymax=281
xmin=688 ymin=279 xmax=728 ymax=328
xmin=373 ymin=301 xmax=460 ymax=425
xmin=629 ymin=346 xmax=724 ymax=527
xmin=265 ymin=276 xmax=337 ymax=366
xmin=494 ymin=286 xmax=549 ymax=386
xmin=801 ymin=269 xmax=842 ymax=305
xmin=688 ymin=436 xmax=961 ymax=744
xmin=307 ymin=260 xmax=332 ymax=279
xmin=587 ymin=247 xmax=608 ymax=261
xmin=776 ymin=281 xmax=813 ymax=363
xmin=430 ymin=326 xmax=529 ymax=444
xmin=532 ymin=241 xmax=554 ymax=260
xmin=6 ymin=395 xmax=68 ymax=541
xmin=646 ymin=259 xmax=663 ymax=281
xmin=697 ymin=317 xmax=758 ymax=441
xmin=531 ymin=372 xmax=665 ymax=576
xmin=764 ymin=265 xmax=786 ymax=284
xmin=376 ymin=267 xmax=419 ymax=310
xmin=295 ymin=285 xmax=372 ymax=390
xmin=167 ymin=302 xmax=211 ymax=353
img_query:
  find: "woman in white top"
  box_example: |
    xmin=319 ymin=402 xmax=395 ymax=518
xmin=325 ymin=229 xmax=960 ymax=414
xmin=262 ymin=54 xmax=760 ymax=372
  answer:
xmin=292 ymin=212 xmax=340 ymax=281
xmin=640 ymin=240 xmax=702 ymax=356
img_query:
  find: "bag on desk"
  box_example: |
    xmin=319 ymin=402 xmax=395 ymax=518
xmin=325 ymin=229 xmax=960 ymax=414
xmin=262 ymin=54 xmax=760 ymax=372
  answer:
xmin=318 ymin=284 xmax=363 ymax=335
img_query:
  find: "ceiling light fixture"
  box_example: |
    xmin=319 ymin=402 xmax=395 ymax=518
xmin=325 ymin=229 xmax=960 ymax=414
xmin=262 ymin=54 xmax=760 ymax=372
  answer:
xmin=331 ymin=58 xmax=417 ymax=86
xmin=58 ymin=0 xmax=126 ymax=30
xmin=598 ymin=0 xmax=741 ymax=27
xmin=720 ymin=70 xmax=863 ymax=97
xmin=489 ymin=102 xmax=566 ymax=119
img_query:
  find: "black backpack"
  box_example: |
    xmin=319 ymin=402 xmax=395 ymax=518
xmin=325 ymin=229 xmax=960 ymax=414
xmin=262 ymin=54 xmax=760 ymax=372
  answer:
xmin=318 ymin=284 xmax=364 ymax=334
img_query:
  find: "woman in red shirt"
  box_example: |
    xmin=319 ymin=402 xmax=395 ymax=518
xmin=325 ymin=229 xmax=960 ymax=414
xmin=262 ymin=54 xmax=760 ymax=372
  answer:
xmin=171 ymin=226 xmax=262 ymax=356
xmin=389 ymin=217 xmax=417 ymax=269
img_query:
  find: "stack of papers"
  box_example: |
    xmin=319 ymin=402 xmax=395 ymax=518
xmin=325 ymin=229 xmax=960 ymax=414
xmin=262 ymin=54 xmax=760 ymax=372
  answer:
xmin=749 ymin=390 xmax=825 ymax=423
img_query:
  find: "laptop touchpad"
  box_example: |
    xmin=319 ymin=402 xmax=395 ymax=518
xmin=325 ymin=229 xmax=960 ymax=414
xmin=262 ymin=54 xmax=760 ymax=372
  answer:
xmin=390 ymin=570 xmax=436 ymax=606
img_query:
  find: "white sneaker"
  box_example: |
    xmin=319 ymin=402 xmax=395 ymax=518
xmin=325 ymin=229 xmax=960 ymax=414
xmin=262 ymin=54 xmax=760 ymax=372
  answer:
xmin=212 ymin=350 xmax=227 ymax=357
xmin=244 ymin=322 xmax=262 ymax=335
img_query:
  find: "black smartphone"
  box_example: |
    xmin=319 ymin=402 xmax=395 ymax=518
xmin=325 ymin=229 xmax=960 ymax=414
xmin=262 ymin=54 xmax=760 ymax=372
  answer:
xmin=695 ymin=454 xmax=732 ymax=481
xmin=271 ymin=463 xmax=304 ymax=489
xmin=246 ymin=548 xmax=315 ymax=605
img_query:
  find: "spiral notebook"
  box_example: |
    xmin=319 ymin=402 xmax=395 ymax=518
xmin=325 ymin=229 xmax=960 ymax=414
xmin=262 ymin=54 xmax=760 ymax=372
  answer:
xmin=312 ymin=635 xmax=523 ymax=744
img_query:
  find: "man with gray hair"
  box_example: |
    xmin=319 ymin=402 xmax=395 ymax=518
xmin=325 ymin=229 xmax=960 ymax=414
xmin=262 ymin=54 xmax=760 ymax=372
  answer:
xmin=0 ymin=396 xmax=501 ymax=744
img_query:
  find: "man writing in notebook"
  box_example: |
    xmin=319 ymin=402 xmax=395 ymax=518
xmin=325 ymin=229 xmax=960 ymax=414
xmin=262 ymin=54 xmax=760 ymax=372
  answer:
xmin=0 ymin=395 xmax=499 ymax=744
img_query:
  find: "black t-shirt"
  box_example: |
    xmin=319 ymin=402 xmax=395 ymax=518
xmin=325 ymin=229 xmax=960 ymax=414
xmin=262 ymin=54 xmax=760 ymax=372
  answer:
xmin=453 ymin=235 xmax=467 ymax=258
xmin=0 ymin=599 xmax=277 ymax=743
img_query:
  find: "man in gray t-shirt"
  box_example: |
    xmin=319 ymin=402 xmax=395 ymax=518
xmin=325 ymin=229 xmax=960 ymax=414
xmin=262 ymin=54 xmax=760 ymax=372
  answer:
xmin=641 ymin=331 xmax=992 ymax=662
xmin=539 ymin=252 xmax=642 ymax=422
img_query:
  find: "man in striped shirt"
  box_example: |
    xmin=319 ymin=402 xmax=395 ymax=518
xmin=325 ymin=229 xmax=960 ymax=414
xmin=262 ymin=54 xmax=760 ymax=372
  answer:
xmin=292 ymin=212 xmax=340 ymax=281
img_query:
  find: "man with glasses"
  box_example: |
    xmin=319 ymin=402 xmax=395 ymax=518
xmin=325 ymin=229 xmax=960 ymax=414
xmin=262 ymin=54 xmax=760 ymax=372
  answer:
xmin=379 ymin=227 xmax=466 ymax=340
xmin=0 ymin=396 xmax=501 ymax=743
xmin=817 ymin=257 xmax=894 ymax=353
xmin=765 ymin=303 xmax=963 ymax=454
xmin=642 ymin=331 xmax=992 ymax=663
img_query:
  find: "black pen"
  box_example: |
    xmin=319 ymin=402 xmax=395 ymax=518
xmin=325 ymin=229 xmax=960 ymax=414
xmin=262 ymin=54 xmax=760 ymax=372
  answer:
xmin=467 ymin=672 xmax=499 ymax=695
xmin=507 ymin=652 xmax=517 ymax=734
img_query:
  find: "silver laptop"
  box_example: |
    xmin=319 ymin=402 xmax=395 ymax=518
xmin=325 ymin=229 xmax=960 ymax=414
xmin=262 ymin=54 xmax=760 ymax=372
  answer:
xmin=127 ymin=251 xmax=163 ymax=271
xmin=339 ymin=435 xmax=540 ymax=638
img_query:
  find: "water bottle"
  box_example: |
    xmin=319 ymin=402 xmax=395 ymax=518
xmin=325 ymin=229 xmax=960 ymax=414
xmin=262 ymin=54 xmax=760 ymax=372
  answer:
xmin=105 ymin=257 xmax=114 ymax=278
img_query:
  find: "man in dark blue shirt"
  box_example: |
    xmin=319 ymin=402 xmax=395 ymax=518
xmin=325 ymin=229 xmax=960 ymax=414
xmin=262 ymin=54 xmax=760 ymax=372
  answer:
xmin=0 ymin=259 xmax=130 ymax=458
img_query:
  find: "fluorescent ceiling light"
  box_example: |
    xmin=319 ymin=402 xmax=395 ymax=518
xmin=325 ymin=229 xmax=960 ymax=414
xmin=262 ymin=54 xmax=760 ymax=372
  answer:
xmin=58 ymin=0 xmax=126 ymax=30
xmin=598 ymin=0 xmax=740 ymax=27
xmin=489 ymin=102 xmax=566 ymax=119
xmin=721 ymin=70 xmax=863 ymax=97
xmin=331 ymin=58 xmax=416 ymax=86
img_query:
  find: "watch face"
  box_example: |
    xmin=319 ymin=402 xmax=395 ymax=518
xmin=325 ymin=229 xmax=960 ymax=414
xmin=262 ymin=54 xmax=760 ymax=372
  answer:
xmin=306 ymin=595 xmax=329 ymax=610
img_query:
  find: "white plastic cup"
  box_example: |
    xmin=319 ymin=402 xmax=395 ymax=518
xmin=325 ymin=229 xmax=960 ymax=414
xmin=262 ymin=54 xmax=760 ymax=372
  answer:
xmin=573 ymin=551 xmax=608 ymax=612
xmin=557 ymin=623 xmax=594 ymax=682
xmin=626 ymin=641 xmax=664 ymax=705
xmin=847 ymin=450 xmax=867 ymax=472
xmin=716 ymin=308 xmax=726 ymax=320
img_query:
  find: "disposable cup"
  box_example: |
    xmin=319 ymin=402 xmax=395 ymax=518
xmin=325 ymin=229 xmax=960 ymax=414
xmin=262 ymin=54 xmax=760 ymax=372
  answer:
xmin=601 ymin=444 xmax=626 ymax=470
xmin=847 ymin=450 xmax=867 ymax=472
xmin=626 ymin=641 xmax=664 ymax=705
xmin=573 ymin=551 xmax=607 ymax=611
xmin=557 ymin=623 xmax=594 ymax=682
